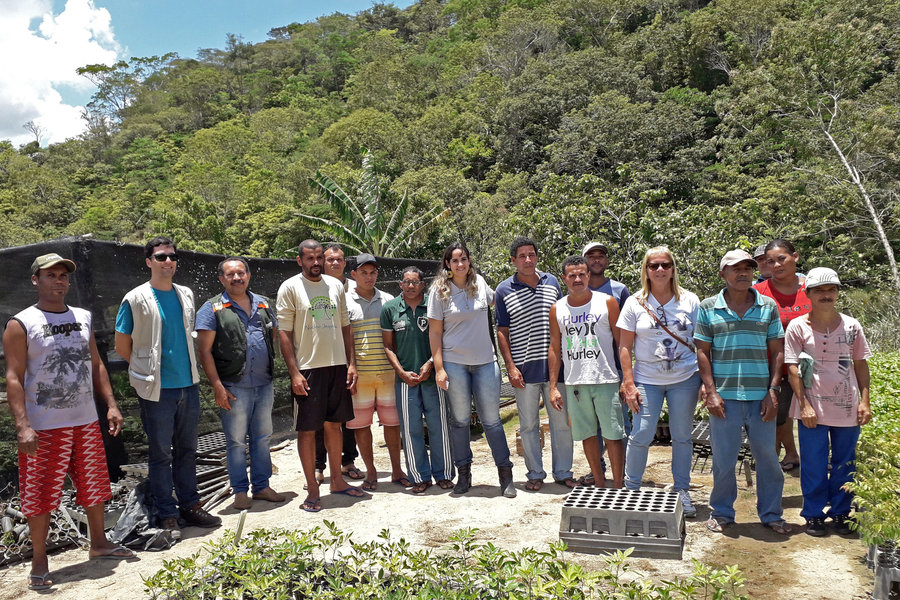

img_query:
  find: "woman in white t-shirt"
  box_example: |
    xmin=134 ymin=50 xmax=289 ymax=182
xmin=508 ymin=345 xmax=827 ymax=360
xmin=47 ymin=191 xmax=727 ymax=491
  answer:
xmin=427 ymin=242 xmax=515 ymax=498
xmin=617 ymin=246 xmax=701 ymax=516
xmin=784 ymin=267 xmax=871 ymax=537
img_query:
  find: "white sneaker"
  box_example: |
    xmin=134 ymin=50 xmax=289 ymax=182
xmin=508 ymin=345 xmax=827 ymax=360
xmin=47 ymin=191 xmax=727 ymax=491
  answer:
xmin=677 ymin=489 xmax=696 ymax=518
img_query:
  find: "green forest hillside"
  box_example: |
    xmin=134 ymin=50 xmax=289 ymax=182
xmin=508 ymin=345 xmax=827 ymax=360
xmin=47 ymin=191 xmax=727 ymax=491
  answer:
xmin=1 ymin=0 xmax=897 ymax=295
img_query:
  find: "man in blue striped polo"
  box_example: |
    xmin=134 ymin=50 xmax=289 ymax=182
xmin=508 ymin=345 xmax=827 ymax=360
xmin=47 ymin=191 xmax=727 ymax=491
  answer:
xmin=496 ymin=237 xmax=575 ymax=491
xmin=695 ymin=249 xmax=792 ymax=535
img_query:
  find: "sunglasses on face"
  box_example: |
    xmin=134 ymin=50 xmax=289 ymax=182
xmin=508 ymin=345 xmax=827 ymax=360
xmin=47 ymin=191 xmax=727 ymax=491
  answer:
xmin=152 ymin=253 xmax=179 ymax=262
xmin=647 ymin=262 xmax=673 ymax=271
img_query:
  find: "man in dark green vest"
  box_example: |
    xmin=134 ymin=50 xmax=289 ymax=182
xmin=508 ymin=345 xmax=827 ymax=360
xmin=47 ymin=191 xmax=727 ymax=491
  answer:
xmin=197 ymin=257 xmax=285 ymax=510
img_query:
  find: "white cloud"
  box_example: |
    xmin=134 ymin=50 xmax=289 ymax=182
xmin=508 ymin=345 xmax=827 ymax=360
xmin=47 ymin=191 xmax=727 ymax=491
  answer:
xmin=0 ymin=0 xmax=120 ymax=146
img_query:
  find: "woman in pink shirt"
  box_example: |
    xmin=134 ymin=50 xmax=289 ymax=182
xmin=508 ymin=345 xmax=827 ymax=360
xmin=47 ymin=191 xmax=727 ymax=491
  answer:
xmin=784 ymin=267 xmax=871 ymax=537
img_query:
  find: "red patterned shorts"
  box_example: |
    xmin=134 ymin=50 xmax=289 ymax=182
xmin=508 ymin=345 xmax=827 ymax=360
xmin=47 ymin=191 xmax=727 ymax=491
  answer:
xmin=18 ymin=421 xmax=112 ymax=517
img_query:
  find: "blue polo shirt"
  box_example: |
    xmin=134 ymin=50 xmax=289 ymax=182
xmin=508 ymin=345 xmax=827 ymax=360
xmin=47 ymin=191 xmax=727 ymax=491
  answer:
xmin=195 ymin=291 xmax=276 ymax=388
xmin=495 ymin=271 xmax=561 ymax=384
xmin=694 ymin=288 xmax=784 ymax=402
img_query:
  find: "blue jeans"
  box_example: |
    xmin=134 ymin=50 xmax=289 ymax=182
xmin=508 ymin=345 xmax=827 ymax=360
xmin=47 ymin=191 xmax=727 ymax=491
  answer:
xmin=139 ymin=385 xmax=201 ymax=519
xmin=625 ymin=372 xmax=701 ymax=491
xmin=443 ymin=361 xmax=513 ymax=468
xmin=515 ymin=382 xmax=573 ymax=481
xmin=797 ymin=423 xmax=859 ymax=519
xmin=709 ymin=399 xmax=784 ymax=524
xmin=395 ymin=380 xmax=453 ymax=483
xmin=220 ymin=382 xmax=275 ymax=495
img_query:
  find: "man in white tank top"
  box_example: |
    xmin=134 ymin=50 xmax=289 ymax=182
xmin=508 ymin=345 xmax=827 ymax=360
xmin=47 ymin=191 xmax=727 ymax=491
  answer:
xmin=4 ymin=253 xmax=134 ymax=590
xmin=549 ymin=256 xmax=625 ymax=488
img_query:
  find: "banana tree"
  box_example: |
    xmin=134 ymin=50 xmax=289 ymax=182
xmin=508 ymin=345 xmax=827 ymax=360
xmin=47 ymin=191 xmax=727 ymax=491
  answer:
xmin=298 ymin=151 xmax=449 ymax=257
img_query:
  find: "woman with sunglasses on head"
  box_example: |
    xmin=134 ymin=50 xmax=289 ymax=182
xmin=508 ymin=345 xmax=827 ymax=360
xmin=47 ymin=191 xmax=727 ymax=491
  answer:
xmin=617 ymin=247 xmax=701 ymax=517
xmin=427 ymin=242 xmax=515 ymax=498
xmin=753 ymin=239 xmax=810 ymax=473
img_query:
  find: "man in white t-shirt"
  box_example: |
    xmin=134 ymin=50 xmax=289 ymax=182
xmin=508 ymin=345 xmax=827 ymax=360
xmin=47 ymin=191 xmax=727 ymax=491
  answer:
xmin=276 ymin=240 xmax=365 ymax=512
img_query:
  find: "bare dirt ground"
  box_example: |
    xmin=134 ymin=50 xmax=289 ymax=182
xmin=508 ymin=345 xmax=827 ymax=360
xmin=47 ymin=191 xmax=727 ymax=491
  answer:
xmin=0 ymin=408 xmax=873 ymax=599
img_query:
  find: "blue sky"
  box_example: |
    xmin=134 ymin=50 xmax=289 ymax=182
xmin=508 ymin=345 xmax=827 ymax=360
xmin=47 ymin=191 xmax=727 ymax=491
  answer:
xmin=1 ymin=0 xmax=414 ymax=146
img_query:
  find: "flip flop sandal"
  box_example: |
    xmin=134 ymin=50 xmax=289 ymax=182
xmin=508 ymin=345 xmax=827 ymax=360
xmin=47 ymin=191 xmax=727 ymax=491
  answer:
xmin=28 ymin=572 xmax=53 ymax=590
xmin=342 ymin=465 xmax=364 ymax=480
xmin=301 ymin=497 xmax=322 ymax=513
xmin=525 ymin=479 xmax=543 ymax=491
xmin=780 ymin=460 xmax=799 ymax=472
xmin=362 ymin=479 xmax=378 ymax=491
xmin=393 ymin=476 xmax=413 ymax=487
xmin=554 ymin=477 xmax=578 ymax=489
xmin=705 ymin=517 xmax=731 ymax=533
xmin=411 ymin=481 xmax=432 ymax=494
xmin=90 ymin=545 xmax=137 ymax=560
xmin=763 ymin=520 xmax=794 ymax=535
xmin=437 ymin=479 xmax=455 ymax=490
xmin=332 ymin=487 xmax=368 ymax=497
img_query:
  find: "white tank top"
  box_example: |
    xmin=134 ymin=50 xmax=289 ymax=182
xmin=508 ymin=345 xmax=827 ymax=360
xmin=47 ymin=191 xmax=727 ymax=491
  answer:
xmin=12 ymin=305 xmax=98 ymax=431
xmin=554 ymin=292 xmax=618 ymax=385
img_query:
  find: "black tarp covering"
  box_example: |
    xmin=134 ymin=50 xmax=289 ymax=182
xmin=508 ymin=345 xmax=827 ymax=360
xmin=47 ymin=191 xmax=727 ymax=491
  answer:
xmin=0 ymin=236 xmax=439 ymax=359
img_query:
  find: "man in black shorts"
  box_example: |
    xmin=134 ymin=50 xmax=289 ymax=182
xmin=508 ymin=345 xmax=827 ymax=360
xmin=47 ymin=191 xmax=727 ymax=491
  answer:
xmin=276 ymin=240 xmax=364 ymax=511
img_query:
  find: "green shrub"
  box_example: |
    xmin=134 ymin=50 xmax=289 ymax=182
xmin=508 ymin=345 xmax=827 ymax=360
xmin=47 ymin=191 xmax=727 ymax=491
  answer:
xmin=144 ymin=524 xmax=747 ymax=599
xmin=848 ymin=353 xmax=900 ymax=546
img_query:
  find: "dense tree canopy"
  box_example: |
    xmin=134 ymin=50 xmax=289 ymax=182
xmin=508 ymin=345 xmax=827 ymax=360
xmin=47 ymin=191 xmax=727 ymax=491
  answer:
xmin=2 ymin=0 xmax=897 ymax=295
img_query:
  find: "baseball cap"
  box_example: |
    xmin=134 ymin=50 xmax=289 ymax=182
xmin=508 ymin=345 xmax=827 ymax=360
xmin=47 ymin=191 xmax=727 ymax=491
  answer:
xmin=581 ymin=242 xmax=608 ymax=257
xmin=354 ymin=253 xmax=378 ymax=268
xmin=805 ymin=267 xmax=842 ymax=289
xmin=753 ymin=244 xmax=768 ymax=259
xmin=719 ymin=249 xmax=757 ymax=270
xmin=31 ymin=253 xmax=76 ymax=275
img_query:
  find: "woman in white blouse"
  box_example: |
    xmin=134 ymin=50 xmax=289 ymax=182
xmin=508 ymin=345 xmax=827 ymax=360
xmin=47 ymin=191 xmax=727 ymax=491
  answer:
xmin=428 ymin=242 xmax=515 ymax=498
xmin=617 ymin=246 xmax=701 ymax=517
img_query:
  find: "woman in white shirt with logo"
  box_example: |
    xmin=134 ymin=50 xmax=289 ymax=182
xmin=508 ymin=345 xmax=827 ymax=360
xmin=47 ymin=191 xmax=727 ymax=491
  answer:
xmin=617 ymin=246 xmax=701 ymax=517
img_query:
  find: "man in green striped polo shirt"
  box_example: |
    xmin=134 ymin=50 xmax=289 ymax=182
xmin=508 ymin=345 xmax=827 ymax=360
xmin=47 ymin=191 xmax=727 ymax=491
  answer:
xmin=695 ymin=249 xmax=792 ymax=535
xmin=345 ymin=254 xmax=409 ymax=491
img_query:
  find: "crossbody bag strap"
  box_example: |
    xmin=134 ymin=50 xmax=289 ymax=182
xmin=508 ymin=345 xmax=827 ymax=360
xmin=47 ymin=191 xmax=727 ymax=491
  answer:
xmin=637 ymin=297 xmax=696 ymax=354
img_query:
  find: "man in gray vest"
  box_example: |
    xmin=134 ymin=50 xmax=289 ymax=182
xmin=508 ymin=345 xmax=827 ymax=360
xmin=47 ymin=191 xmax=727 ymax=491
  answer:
xmin=197 ymin=257 xmax=285 ymax=510
xmin=115 ymin=236 xmax=221 ymax=539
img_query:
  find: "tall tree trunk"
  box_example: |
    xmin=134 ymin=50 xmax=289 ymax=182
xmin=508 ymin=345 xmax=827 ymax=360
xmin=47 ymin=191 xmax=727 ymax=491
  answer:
xmin=821 ymin=126 xmax=900 ymax=299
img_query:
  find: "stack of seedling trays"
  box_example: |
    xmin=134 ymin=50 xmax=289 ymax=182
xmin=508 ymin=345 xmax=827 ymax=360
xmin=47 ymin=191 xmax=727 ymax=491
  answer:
xmin=0 ymin=490 xmax=85 ymax=567
xmin=868 ymin=540 xmax=900 ymax=599
xmin=559 ymin=487 xmax=684 ymax=559
xmin=691 ymin=420 xmax=755 ymax=475
xmin=120 ymin=431 xmax=232 ymax=510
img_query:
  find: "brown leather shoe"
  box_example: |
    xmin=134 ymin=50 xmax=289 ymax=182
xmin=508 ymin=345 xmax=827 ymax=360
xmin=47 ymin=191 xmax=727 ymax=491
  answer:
xmin=253 ymin=487 xmax=286 ymax=503
xmin=232 ymin=492 xmax=252 ymax=510
xmin=179 ymin=503 xmax=222 ymax=528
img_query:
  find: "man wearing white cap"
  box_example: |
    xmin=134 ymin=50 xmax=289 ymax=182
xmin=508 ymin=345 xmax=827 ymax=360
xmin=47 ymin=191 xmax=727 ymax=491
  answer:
xmin=582 ymin=242 xmax=630 ymax=307
xmin=581 ymin=242 xmax=631 ymax=482
xmin=695 ymin=249 xmax=791 ymax=535
xmin=5 ymin=254 xmax=135 ymax=590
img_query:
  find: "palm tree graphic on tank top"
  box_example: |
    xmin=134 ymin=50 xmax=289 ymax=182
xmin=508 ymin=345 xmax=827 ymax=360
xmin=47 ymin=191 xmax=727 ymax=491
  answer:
xmin=35 ymin=343 xmax=91 ymax=409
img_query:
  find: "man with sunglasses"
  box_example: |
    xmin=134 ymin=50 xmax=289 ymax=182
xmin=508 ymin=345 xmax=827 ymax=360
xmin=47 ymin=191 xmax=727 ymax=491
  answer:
xmin=115 ymin=236 xmax=221 ymax=540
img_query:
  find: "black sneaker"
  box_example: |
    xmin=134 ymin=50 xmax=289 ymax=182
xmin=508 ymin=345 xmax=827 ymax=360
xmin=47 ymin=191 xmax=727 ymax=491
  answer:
xmin=806 ymin=517 xmax=827 ymax=537
xmin=831 ymin=514 xmax=854 ymax=535
xmin=180 ymin=503 xmax=222 ymax=528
